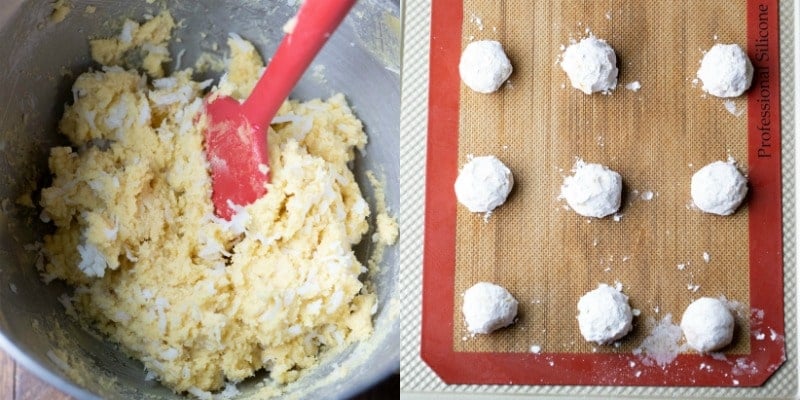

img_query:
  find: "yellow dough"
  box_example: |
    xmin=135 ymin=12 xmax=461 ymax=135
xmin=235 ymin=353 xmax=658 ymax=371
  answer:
xmin=40 ymin=12 xmax=380 ymax=394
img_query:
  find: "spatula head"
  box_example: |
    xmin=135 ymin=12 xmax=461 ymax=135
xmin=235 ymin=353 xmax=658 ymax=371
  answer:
xmin=204 ymin=95 xmax=269 ymax=220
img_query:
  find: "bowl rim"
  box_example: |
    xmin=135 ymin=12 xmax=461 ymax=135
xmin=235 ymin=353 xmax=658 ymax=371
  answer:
xmin=0 ymin=331 xmax=101 ymax=400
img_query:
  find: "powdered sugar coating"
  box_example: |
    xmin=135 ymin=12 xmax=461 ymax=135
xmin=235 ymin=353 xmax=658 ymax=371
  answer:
xmin=577 ymin=284 xmax=634 ymax=345
xmin=454 ymin=155 xmax=514 ymax=213
xmin=560 ymin=160 xmax=622 ymax=218
xmin=690 ymin=160 xmax=748 ymax=215
xmin=459 ymin=40 xmax=513 ymax=93
xmin=462 ymin=282 xmax=519 ymax=334
xmin=680 ymin=297 xmax=735 ymax=353
xmin=697 ymin=43 xmax=753 ymax=98
xmin=560 ymin=36 xmax=618 ymax=95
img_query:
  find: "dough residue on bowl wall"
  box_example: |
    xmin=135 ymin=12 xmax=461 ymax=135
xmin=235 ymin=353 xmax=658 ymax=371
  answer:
xmin=37 ymin=11 xmax=395 ymax=396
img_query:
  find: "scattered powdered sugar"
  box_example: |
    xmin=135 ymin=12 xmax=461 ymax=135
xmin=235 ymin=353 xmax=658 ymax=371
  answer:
xmin=702 ymin=252 xmax=711 ymax=263
xmin=625 ymin=81 xmax=642 ymax=92
xmin=724 ymin=100 xmax=745 ymax=117
xmin=596 ymin=135 xmax=605 ymax=147
xmin=640 ymin=190 xmax=654 ymax=201
xmin=469 ymin=13 xmax=484 ymax=31
xmin=530 ymin=344 xmax=542 ymax=353
xmin=634 ymin=314 xmax=686 ymax=367
xmin=731 ymin=357 xmax=759 ymax=376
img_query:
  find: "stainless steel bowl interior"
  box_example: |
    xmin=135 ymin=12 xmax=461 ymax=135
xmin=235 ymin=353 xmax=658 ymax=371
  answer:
xmin=0 ymin=1 xmax=399 ymax=398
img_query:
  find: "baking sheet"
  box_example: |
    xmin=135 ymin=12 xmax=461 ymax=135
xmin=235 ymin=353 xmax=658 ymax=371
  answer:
xmin=452 ymin=1 xmax=755 ymax=358
xmin=404 ymin=2 xmax=796 ymax=394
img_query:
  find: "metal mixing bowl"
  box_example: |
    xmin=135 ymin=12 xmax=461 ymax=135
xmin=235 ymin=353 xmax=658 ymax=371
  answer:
xmin=0 ymin=1 xmax=399 ymax=398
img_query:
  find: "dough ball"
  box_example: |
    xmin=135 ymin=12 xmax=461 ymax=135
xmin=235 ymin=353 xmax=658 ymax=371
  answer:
xmin=680 ymin=297 xmax=735 ymax=353
xmin=560 ymin=160 xmax=622 ymax=218
xmin=697 ymin=43 xmax=754 ymax=98
xmin=560 ymin=36 xmax=618 ymax=95
xmin=691 ymin=160 xmax=748 ymax=216
xmin=462 ymin=282 xmax=519 ymax=334
xmin=454 ymin=155 xmax=514 ymax=213
xmin=459 ymin=40 xmax=513 ymax=93
xmin=577 ymin=284 xmax=633 ymax=345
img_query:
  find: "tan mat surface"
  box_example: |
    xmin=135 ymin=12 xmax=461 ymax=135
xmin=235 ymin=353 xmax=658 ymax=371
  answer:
xmin=452 ymin=1 xmax=750 ymax=354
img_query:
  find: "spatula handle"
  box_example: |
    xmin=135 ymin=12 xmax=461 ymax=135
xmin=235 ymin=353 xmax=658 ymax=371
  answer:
xmin=243 ymin=0 xmax=357 ymax=127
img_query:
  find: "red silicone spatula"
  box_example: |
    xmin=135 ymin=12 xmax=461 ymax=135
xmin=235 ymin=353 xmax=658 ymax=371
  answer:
xmin=204 ymin=0 xmax=357 ymax=220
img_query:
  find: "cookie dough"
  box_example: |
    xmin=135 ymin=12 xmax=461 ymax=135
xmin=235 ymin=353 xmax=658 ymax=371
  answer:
xmin=691 ymin=160 xmax=748 ymax=215
xmin=577 ymin=284 xmax=634 ymax=345
xmin=459 ymin=40 xmax=513 ymax=93
xmin=680 ymin=297 xmax=735 ymax=353
xmin=560 ymin=36 xmax=618 ymax=95
xmin=697 ymin=43 xmax=754 ymax=98
xmin=40 ymin=12 xmax=383 ymax=394
xmin=560 ymin=160 xmax=622 ymax=218
xmin=454 ymin=155 xmax=514 ymax=213
xmin=462 ymin=282 xmax=519 ymax=334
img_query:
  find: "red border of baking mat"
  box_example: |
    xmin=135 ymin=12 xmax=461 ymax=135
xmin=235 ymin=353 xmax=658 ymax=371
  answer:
xmin=421 ymin=0 xmax=785 ymax=387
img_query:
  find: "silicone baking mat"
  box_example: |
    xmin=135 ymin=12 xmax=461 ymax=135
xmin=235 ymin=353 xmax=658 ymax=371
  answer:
xmin=421 ymin=0 xmax=785 ymax=387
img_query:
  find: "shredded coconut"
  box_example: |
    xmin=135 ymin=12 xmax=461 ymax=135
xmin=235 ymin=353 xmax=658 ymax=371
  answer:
xmin=39 ymin=12 xmax=379 ymax=394
xmin=47 ymin=350 xmax=72 ymax=372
